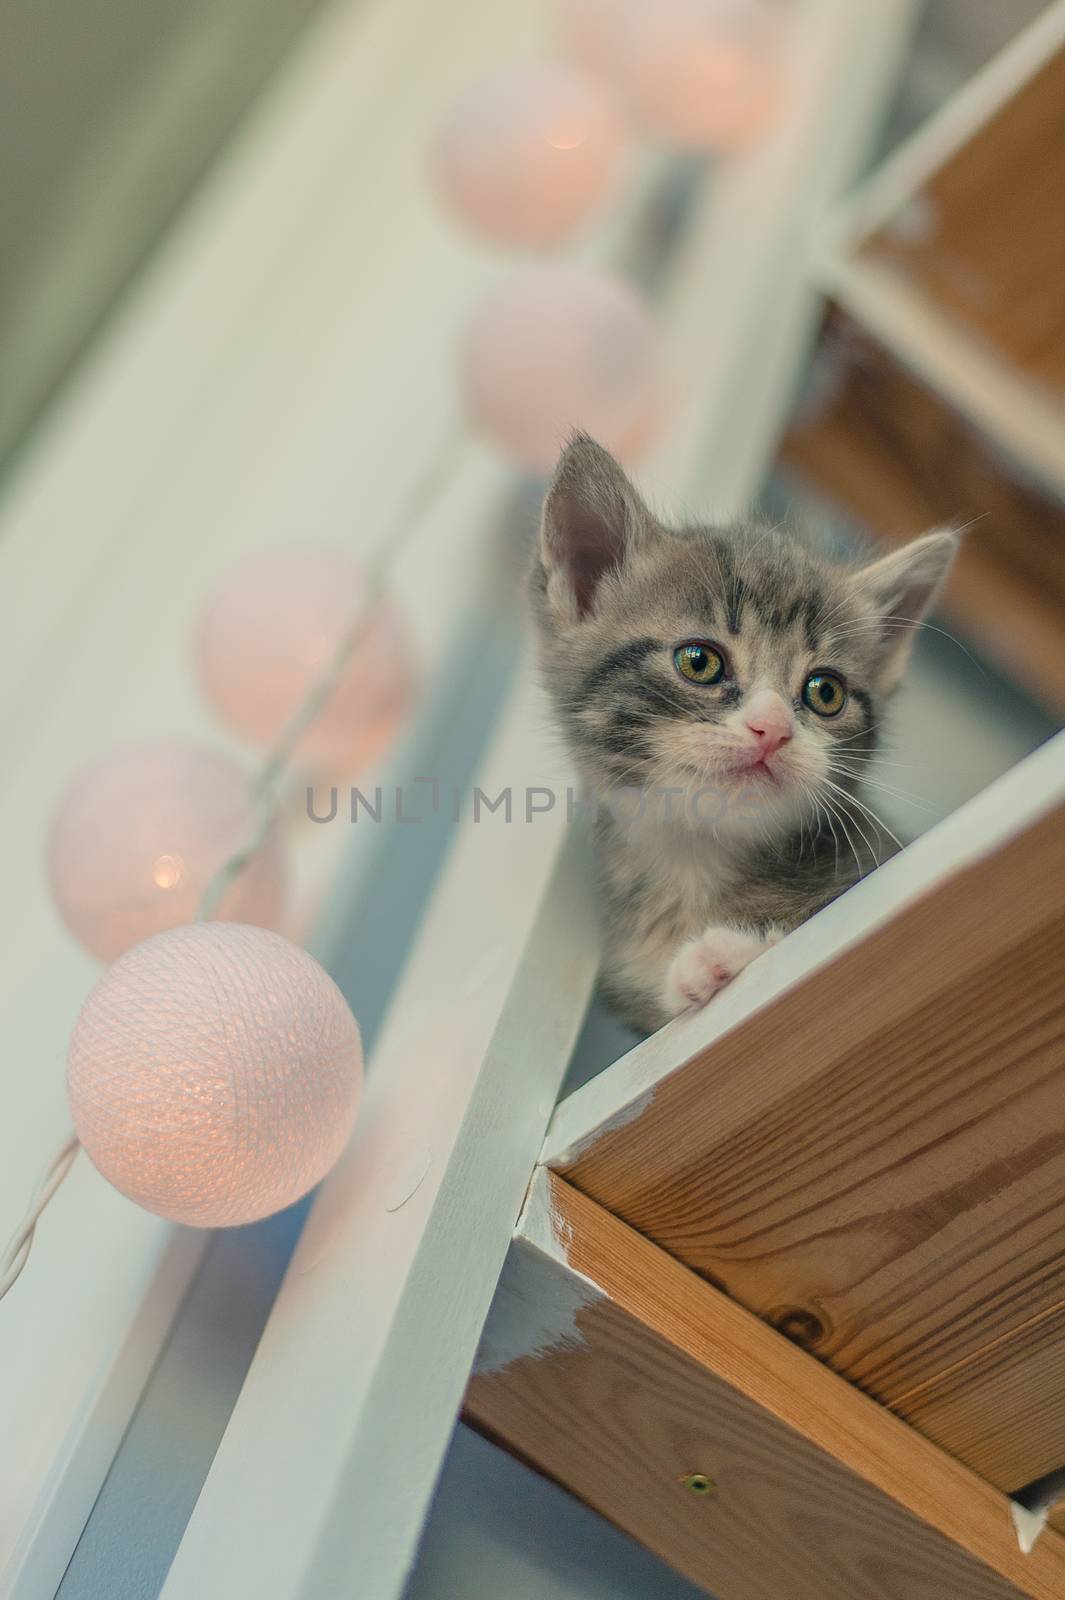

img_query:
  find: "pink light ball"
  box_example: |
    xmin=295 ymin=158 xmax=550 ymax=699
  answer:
xmin=554 ymin=0 xmax=631 ymax=77
xmin=197 ymin=549 xmax=415 ymax=777
xmin=48 ymin=741 xmax=286 ymax=964
xmin=615 ymin=0 xmax=785 ymax=151
xmin=68 ymin=922 xmax=363 ymax=1227
xmin=431 ymin=61 xmax=623 ymax=248
xmin=460 ymin=265 xmax=666 ymax=473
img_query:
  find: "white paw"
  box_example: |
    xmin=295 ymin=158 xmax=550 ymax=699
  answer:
xmin=662 ymin=926 xmax=777 ymax=1017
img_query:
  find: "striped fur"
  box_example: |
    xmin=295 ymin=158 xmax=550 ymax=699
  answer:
xmin=531 ymin=435 xmax=957 ymax=1032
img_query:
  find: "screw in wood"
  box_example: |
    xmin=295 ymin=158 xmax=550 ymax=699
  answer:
xmin=679 ymin=1472 xmax=716 ymax=1497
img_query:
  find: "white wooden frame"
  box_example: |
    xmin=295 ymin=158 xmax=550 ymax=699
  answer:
xmin=155 ymin=3 xmax=920 ymax=1597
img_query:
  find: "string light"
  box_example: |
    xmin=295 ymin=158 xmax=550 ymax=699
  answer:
xmin=613 ymin=0 xmax=785 ymax=152
xmin=197 ymin=550 xmax=416 ymax=778
xmin=5 ymin=0 xmax=789 ymax=1299
xmin=460 ymin=264 xmax=666 ymax=471
xmin=47 ymin=741 xmax=287 ymax=963
xmin=2 ymin=427 xmax=462 ymax=1299
xmin=430 ymin=60 xmax=624 ymax=247
xmin=68 ymin=923 xmax=363 ymax=1229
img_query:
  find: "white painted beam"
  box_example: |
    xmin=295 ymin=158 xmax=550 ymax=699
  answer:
xmin=160 ymin=669 xmax=598 ymax=1600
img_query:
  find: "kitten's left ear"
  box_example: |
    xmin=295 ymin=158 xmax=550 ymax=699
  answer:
xmin=851 ymin=530 xmax=959 ymax=690
xmin=539 ymin=433 xmax=658 ymax=624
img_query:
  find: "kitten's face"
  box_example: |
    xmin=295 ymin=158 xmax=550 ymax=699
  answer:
xmin=533 ymin=436 xmax=957 ymax=843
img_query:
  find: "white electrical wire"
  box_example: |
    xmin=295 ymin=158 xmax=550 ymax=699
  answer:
xmin=0 ymin=1134 xmax=81 ymax=1302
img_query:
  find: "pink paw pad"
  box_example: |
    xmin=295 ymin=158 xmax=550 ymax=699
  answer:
xmin=663 ymin=927 xmax=769 ymax=1017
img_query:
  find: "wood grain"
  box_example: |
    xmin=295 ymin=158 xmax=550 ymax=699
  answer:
xmin=467 ymin=1173 xmax=1065 ymax=1600
xmin=555 ymin=800 xmax=1065 ymax=1493
xmin=899 ymin=1300 xmax=1065 ymax=1490
xmin=781 ymin=306 xmax=1065 ymax=710
xmin=870 ymin=47 xmax=1065 ymax=395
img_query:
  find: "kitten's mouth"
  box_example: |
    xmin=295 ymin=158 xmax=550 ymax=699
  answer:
xmin=732 ymin=754 xmax=783 ymax=785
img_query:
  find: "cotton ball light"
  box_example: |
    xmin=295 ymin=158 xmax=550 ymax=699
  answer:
xmin=431 ymin=61 xmax=623 ymax=248
xmin=197 ymin=549 xmax=415 ymax=777
xmin=68 ymin=923 xmax=363 ymax=1227
xmin=48 ymin=741 xmax=286 ymax=963
xmin=554 ymin=0 xmax=632 ymax=77
xmin=460 ymin=265 xmax=666 ymax=473
xmin=615 ymin=0 xmax=785 ymax=152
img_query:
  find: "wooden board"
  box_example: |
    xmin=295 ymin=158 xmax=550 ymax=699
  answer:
xmin=869 ymin=47 xmax=1065 ymax=396
xmin=548 ymin=749 xmax=1065 ymax=1496
xmin=899 ymin=1301 xmax=1065 ymax=1492
xmin=781 ymin=304 xmax=1065 ymax=710
xmin=466 ymin=1171 xmax=1065 ymax=1600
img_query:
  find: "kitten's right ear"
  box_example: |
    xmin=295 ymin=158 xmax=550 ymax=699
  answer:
xmin=538 ymin=434 xmax=656 ymax=624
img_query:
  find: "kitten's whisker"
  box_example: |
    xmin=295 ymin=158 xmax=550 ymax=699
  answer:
xmin=812 ymin=587 xmax=859 ymax=633
xmin=825 ymin=617 xmax=988 ymax=679
xmin=821 ymin=799 xmax=841 ymax=878
xmin=830 ymin=789 xmax=880 ymax=867
xmin=797 ymin=783 xmax=829 ymax=868
xmin=829 ymin=765 xmax=934 ymax=810
xmin=818 ymin=788 xmax=863 ymax=879
xmin=822 ymin=777 xmax=904 ymax=856
xmin=833 ymin=722 xmax=885 ymax=747
xmin=808 ymin=786 xmax=839 ymax=876
xmin=829 ymin=751 xmax=930 ymax=773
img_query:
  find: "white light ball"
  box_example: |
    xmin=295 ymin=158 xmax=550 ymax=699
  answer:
xmin=196 ymin=549 xmax=415 ymax=777
xmin=615 ymin=0 xmax=785 ymax=151
xmin=48 ymin=741 xmax=286 ymax=964
xmin=459 ymin=265 xmax=666 ymax=472
xmin=430 ymin=61 xmax=623 ymax=248
xmin=68 ymin=923 xmax=363 ymax=1227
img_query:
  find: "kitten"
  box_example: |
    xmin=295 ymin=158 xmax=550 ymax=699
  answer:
xmin=531 ymin=434 xmax=958 ymax=1034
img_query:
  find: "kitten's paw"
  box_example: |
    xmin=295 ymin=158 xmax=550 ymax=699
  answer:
xmin=662 ymin=926 xmax=776 ymax=1017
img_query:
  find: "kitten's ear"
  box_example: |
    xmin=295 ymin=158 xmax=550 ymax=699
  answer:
xmin=538 ymin=434 xmax=657 ymax=623
xmin=851 ymin=530 xmax=959 ymax=690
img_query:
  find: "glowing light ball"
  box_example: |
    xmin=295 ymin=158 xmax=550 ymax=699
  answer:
xmin=68 ymin=923 xmax=363 ymax=1227
xmin=197 ymin=549 xmax=415 ymax=777
xmin=460 ymin=265 xmax=666 ymax=472
xmin=430 ymin=61 xmax=623 ymax=248
xmin=48 ymin=742 xmax=286 ymax=963
xmin=615 ymin=0 xmax=785 ymax=151
xmin=554 ymin=0 xmax=632 ymax=77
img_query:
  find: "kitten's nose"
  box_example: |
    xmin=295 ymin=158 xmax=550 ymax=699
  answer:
xmin=744 ymin=690 xmax=793 ymax=756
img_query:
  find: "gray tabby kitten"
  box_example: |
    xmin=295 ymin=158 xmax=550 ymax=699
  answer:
xmin=531 ymin=434 xmax=958 ymax=1034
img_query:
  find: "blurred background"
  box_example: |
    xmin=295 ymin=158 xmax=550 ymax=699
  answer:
xmin=0 ymin=0 xmax=1048 ymax=471
xmin=1 ymin=1 xmax=1062 ymax=1596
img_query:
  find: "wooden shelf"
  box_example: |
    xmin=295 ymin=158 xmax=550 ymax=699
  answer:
xmin=467 ymin=1171 xmax=1065 ymax=1600
xmin=789 ymin=6 xmax=1065 ymax=715
xmin=463 ymin=736 xmax=1065 ymax=1600
xmin=867 ymin=45 xmax=1065 ymax=399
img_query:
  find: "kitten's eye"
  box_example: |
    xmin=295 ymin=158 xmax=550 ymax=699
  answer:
xmin=803 ymin=671 xmax=847 ymax=717
xmin=674 ymin=641 xmax=726 ymax=685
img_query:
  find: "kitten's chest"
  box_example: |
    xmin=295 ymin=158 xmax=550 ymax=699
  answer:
xmin=599 ymin=819 xmax=741 ymax=945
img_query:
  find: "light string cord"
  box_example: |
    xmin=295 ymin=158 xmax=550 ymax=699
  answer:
xmin=197 ymin=419 xmax=467 ymax=917
xmin=0 ymin=1135 xmax=81 ymax=1300
xmin=0 ymin=422 xmax=468 ymax=1302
